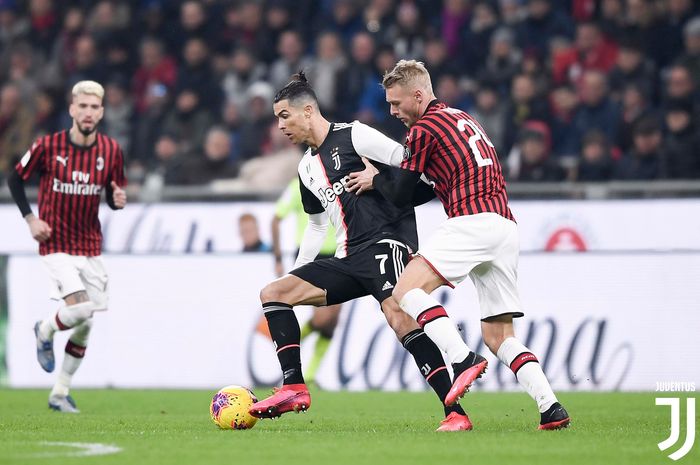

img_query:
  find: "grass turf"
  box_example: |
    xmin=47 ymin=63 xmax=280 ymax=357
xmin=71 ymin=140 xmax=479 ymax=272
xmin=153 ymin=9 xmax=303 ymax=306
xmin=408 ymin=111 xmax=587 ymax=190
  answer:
xmin=0 ymin=389 xmax=697 ymax=465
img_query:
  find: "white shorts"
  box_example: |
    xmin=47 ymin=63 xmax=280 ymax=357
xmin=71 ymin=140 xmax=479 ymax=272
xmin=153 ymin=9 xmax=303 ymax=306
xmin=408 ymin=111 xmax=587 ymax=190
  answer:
xmin=417 ymin=213 xmax=523 ymax=320
xmin=40 ymin=253 xmax=109 ymax=309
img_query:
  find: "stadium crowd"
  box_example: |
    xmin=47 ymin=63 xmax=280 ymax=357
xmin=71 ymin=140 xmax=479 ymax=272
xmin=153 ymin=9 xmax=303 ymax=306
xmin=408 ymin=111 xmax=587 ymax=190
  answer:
xmin=0 ymin=0 xmax=699 ymax=190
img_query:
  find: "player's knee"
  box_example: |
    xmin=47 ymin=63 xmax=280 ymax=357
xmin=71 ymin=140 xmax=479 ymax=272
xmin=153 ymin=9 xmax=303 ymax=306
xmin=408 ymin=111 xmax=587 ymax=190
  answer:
xmin=391 ymin=286 xmax=408 ymax=306
xmin=259 ymin=281 xmax=288 ymax=304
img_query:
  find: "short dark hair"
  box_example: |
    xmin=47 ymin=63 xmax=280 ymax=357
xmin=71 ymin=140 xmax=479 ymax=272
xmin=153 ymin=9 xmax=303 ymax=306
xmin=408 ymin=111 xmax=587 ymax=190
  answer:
xmin=273 ymin=70 xmax=318 ymax=105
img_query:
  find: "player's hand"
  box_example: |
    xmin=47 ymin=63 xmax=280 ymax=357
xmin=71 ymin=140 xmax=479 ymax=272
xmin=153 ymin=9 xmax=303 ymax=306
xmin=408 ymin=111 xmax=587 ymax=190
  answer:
xmin=347 ymin=157 xmax=378 ymax=195
xmin=26 ymin=215 xmax=52 ymax=243
xmin=111 ymin=181 xmax=127 ymax=209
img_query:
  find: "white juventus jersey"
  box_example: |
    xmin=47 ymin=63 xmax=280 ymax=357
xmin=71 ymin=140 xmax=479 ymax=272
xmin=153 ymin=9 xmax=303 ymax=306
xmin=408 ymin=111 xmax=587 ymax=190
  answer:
xmin=298 ymin=121 xmax=420 ymax=258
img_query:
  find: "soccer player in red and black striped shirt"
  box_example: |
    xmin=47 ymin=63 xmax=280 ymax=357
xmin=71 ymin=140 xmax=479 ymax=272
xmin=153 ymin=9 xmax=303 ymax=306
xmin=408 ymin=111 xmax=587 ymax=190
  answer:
xmin=347 ymin=60 xmax=570 ymax=430
xmin=7 ymin=80 xmax=127 ymax=413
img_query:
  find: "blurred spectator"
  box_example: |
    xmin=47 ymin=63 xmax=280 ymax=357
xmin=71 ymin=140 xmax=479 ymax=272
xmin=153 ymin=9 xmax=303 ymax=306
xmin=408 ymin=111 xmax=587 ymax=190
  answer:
xmin=498 ymin=0 xmax=524 ymax=26
xmin=470 ymin=81 xmax=507 ymax=154
xmin=617 ymin=83 xmax=655 ymax=153
xmin=263 ymin=1 xmax=293 ymax=62
xmin=65 ymin=34 xmax=106 ymax=88
xmin=269 ymin=30 xmax=313 ymax=91
xmin=576 ymin=130 xmax=614 ymax=181
xmin=678 ymin=16 xmax=700 ymax=83
xmin=552 ymin=21 xmax=618 ymax=86
xmin=102 ymin=77 xmax=134 ymax=156
xmin=440 ymin=0 xmax=471 ymax=58
xmin=238 ymin=213 xmax=272 ymax=253
xmin=607 ymin=38 xmax=656 ymax=101
xmin=321 ymin=0 xmax=363 ymax=46
xmin=461 ymin=1 xmax=499 ymax=73
xmin=146 ymin=131 xmax=187 ymax=187
xmin=85 ymin=0 xmax=131 ymax=52
xmin=548 ymin=84 xmax=580 ymax=156
xmin=3 ymin=42 xmax=40 ymax=101
xmin=222 ymin=46 xmax=267 ymax=107
xmin=176 ymin=37 xmax=221 ymax=110
xmin=503 ymin=73 xmax=549 ymax=153
xmin=435 ymin=74 xmax=472 ymax=110
xmin=335 ymin=31 xmax=377 ymax=121
xmin=507 ymin=121 xmax=565 ymax=182
xmin=0 ymin=83 xmax=34 ymax=177
xmin=614 ymin=116 xmax=662 ymax=179
xmin=661 ymin=98 xmax=700 ymax=179
xmin=161 ymin=87 xmax=214 ymax=156
xmin=363 ymin=0 xmax=396 ymax=44
xmin=32 ymin=87 xmax=60 ymax=136
xmin=598 ymin=0 xmax=626 ymax=41
xmin=48 ymin=7 xmax=85 ymax=85
xmin=479 ymin=27 xmax=522 ymax=94
xmin=389 ymin=0 xmax=426 ymax=60
xmin=516 ymin=0 xmax=574 ymax=58
xmin=220 ymin=99 xmax=243 ymax=164
xmin=664 ymin=0 xmax=697 ymax=61
xmin=168 ymin=0 xmax=212 ymax=58
xmin=28 ymin=0 xmax=59 ymax=58
xmin=181 ymin=126 xmax=239 ymax=185
xmin=307 ymin=31 xmax=346 ymax=115
xmin=570 ymin=70 xmax=621 ymax=152
xmin=235 ymin=122 xmax=303 ymax=193
xmin=423 ymin=37 xmax=462 ymax=85
xmin=238 ymin=81 xmax=275 ymax=161
xmin=0 ymin=1 xmax=29 ymax=51
xmin=132 ymin=37 xmax=177 ymax=114
xmin=623 ymin=0 xmax=674 ymax=67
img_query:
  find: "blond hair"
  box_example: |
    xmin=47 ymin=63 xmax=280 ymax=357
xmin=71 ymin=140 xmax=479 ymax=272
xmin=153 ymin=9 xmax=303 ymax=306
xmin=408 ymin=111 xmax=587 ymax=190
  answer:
xmin=72 ymin=80 xmax=105 ymax=100
xmin=382 ymin=60 xmax=433 ymax=91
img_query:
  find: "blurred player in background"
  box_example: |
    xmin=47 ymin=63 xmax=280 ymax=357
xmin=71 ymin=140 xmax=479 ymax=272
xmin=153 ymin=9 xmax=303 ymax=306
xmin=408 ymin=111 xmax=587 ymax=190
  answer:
xmin=7 ymin=81 xmax=127 ymax=413
xmin=347 ymin=60 xmax=570 ymax=430
xmin=249 ymin=72 xmax=477 ymax=431
xmin=269 ymin=177 xmax=342 ymax=385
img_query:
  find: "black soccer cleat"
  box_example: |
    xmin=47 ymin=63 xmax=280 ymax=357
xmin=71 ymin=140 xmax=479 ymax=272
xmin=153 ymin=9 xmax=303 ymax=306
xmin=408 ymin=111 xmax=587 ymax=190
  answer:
xmin=539 ymin=402 xmax=570 ymax=430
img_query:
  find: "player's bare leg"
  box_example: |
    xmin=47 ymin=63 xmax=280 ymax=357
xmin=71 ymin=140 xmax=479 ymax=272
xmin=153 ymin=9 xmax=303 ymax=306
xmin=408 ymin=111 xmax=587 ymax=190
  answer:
xmin=301 ymin=304 xmax=341 ymax=386
xmin=381 ymin=297 xmax=473 ymax=431
xmin=392 ymin=257 xmax=487 ymax=406
xmin=482 ymin=315 xmax=570 ymax=430
xmin=249 ymin=275 xmax=326 ymax=419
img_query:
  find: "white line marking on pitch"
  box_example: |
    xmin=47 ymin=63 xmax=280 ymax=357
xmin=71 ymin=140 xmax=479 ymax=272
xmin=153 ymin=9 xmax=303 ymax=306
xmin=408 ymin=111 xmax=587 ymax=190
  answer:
xmin=32 ymin=442 xmax=122 ymax=457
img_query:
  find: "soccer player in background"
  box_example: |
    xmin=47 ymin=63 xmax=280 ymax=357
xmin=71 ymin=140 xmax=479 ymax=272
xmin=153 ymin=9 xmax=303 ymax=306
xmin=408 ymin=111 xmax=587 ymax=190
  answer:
xmin=347 ymin=60 xmax=570 ymax=430
xmin=248 ymin=72 xmax=476 ymax=431
xmin=269 ymin=177 xmax=342 ymax=386
xmin=7 ymin=81 xmax=127 ymax=413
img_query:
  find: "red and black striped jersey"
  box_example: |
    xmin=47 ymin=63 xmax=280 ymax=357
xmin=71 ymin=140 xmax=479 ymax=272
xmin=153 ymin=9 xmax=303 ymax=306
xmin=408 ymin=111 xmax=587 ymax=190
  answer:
xmin=401 ymin=101 xmax=514 ymax=221
xmin=15 ymin=130 xmax=127 ymax=256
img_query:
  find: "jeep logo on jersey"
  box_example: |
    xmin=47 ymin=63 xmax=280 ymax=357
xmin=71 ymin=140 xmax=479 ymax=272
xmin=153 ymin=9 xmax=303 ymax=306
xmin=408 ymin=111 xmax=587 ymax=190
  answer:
xmin=318 ymin=175 xmax=350 ymax=207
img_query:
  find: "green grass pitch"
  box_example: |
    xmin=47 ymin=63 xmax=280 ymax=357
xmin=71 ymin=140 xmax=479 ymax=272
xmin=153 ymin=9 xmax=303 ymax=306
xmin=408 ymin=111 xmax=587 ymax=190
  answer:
xmin=0 ymin=389 xmax=697 ymax=465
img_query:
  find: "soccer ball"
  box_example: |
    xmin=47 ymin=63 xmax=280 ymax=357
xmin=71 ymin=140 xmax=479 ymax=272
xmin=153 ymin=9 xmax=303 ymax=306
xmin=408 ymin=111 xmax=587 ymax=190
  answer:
xmin=210 ymin=385 xmax=259 ymax=430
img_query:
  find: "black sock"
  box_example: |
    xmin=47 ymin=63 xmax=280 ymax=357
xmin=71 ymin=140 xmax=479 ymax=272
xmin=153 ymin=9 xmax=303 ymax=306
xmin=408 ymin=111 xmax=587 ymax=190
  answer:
xmin=263 ymin=302 xmax=304 ymax=385
xmin=402 ymin=329 xmax=466 ymax=417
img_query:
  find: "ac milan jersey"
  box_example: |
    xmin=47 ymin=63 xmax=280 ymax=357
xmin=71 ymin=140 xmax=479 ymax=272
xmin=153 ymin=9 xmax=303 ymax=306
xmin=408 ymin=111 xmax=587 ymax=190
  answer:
xmin=15 ymin=130 xmax=127 ymax=256
xmin=298 ymin=121 xmax=419 ymax=257
xmin=401 ymin=101 xmax=514 ymax=221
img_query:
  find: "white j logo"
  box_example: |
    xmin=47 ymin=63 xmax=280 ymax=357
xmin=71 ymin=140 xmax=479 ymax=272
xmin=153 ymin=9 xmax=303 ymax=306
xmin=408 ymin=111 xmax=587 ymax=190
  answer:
xmin=656 ymin=397 xmax=696 ymax=460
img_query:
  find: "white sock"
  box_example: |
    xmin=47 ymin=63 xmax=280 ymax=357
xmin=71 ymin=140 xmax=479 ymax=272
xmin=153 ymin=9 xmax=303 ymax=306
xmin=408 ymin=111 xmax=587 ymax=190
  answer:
xmin=42 ymin=302 xmax=95 ymax=336
xmin=496 ymin=337 xmax=557 ymax=412
xmin=50 ymin=320 xmax=92 ymax=398
xmin=399 ymin=288 xmax=471 ymax=364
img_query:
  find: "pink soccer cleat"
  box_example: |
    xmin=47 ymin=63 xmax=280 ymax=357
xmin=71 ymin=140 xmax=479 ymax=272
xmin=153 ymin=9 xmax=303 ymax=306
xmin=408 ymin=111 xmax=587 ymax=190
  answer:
xmin=436 ymin=411 xmax=473 ymax=432
xmin=248 ymin=384 xmax=311 ymax=419
xmin=444 ymin=354 xmax=488 ymax=406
